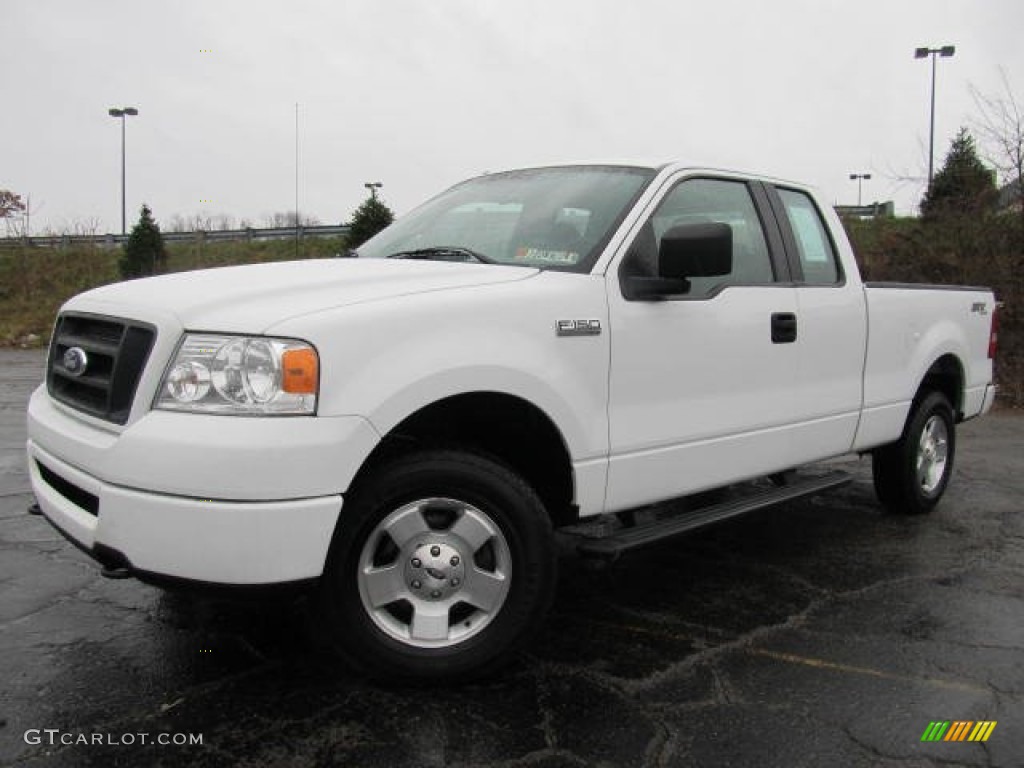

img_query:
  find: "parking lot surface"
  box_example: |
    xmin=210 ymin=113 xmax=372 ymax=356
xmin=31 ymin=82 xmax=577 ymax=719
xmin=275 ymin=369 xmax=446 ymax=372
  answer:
xmin=1 ymin=348 xmax=1021 ymax=767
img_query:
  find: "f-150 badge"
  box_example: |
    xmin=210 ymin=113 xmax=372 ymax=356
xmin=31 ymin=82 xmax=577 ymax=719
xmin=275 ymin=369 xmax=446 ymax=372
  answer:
xmin=556 ymin=319 xmax=602 ymax=337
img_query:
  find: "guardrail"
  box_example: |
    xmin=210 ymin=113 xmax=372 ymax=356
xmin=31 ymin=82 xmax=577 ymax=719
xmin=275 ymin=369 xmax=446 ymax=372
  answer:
xmin=0 ymin=224 xmax=351 ymax=249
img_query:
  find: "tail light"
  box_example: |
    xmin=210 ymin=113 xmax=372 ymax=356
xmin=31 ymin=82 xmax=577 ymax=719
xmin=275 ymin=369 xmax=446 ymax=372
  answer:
xmin=988 ymin=303 xmax=999 ymax=359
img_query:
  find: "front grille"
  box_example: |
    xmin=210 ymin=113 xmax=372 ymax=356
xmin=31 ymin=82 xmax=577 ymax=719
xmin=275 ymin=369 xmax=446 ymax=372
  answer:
xmin=47 ymin=312 xmax=156 ymax=425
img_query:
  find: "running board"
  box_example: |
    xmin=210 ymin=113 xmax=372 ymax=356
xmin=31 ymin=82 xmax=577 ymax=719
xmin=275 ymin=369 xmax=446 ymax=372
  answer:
xmin=569 ymin=470 xmax=852 ymax=560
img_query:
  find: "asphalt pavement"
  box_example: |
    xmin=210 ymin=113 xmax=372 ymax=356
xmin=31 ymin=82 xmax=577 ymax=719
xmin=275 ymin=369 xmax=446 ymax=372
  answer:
xmin=1 ymin=348 xmax=1021 ymax=767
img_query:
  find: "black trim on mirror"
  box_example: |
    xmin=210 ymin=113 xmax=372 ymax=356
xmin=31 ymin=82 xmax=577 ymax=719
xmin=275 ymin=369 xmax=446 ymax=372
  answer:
xmin=659 ymin=222 xmax=732 ymax=280
xmin=621 ymin=276 xmax=692 ymax=301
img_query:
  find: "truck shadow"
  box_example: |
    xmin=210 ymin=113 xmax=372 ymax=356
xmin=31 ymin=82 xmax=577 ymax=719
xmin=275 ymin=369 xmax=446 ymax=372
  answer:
xmin=25 ymin=474 xmax=949 ymax=767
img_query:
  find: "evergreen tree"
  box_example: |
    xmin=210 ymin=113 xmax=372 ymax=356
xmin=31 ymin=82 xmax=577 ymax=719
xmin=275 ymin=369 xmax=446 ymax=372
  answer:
xmin=346 ymin=195 xmax=394 ymax=249
xmin=921 ymin=128 xmax=998 ymax=218
xmin=119 ymin=204 xmax=167 ymax=279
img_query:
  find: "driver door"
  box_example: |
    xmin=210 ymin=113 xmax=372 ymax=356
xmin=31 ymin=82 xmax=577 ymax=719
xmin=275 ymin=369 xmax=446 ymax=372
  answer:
xmin=605 ymin=175 xmax=801 ymax=512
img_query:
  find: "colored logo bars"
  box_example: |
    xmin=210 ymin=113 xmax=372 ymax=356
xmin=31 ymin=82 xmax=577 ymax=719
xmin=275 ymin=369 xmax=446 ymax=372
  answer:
xmin=921 ymin=721 xmax=997 ymax=742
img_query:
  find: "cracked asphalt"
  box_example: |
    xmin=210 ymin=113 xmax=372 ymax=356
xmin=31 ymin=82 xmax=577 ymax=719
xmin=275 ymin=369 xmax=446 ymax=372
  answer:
xmin=1 ymin=347 xmax=1022 ymax=767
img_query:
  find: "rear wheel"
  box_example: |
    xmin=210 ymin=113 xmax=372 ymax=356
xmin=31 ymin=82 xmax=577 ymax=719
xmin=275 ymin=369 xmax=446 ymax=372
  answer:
xmin=872 ymin=391 xmax=956 ymax=515
xmin=315 ymin=448 xmax=556 ymax=680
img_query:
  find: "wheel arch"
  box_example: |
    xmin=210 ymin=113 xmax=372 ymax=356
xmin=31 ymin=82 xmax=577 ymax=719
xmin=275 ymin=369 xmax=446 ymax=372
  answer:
xmin=915 ymin=353 xmax=965 ymax=420
xmin=352 ymin=391 xmax=579 ymax=528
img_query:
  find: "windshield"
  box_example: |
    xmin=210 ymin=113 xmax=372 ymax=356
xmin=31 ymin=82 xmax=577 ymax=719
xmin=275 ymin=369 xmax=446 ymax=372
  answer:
xmin=355 ymin=165 xmax=656 ymax=272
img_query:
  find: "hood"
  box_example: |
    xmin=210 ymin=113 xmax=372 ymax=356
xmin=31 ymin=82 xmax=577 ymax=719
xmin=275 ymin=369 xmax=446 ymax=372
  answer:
xmin=65 ymin=258 xmax=538 ymax=333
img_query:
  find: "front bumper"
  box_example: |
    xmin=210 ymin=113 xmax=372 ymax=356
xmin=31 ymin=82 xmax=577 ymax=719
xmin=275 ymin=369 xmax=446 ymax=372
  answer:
xmin=29 ymin=442 xmax=340 ymax=584
xmin=27 ymin=386 xmax=381 ymax=585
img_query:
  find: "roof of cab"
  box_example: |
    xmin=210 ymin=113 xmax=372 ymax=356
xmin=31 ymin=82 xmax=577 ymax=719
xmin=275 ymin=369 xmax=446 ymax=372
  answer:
xmin=476 ymin=159 xmax=813 ymax=192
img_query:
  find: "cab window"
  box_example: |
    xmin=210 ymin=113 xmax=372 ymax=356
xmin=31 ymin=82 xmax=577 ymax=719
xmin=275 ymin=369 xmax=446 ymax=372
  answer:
xmin=623 ymin=178 xmax=775 ymax=298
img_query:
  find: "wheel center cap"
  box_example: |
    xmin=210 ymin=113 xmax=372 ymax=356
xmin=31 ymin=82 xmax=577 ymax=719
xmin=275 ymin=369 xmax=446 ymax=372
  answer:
xmin=405 ymin=541 xmax=467 ymax=601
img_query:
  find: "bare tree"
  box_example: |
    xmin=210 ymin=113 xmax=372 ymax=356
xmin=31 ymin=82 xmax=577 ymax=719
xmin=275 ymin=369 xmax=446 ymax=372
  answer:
xmin=187 ymin=213 xmax=214 ymax=232
xmin=167 ymin=213 xmax=189 ymax=233
xmin=164 ymin=210 xmax=322 ymax=234
xmin=69 ymin=217 xmax=103 ymax=237
xmin=36 ymin=217 xmax=104 ymax=238
xmin=261 ymin=210 xmax=321 ymax=228
xmin=971 ymin=68 xmax=1023 ymax=233
xmin=212 ymin=213 xmax=236 ymax=231
xmin=262 ymin=211 xmax=288 ymax=228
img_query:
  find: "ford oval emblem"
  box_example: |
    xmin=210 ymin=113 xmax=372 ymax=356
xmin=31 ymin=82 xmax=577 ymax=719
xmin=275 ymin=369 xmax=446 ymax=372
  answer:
xmin=63 ymin=347 xmax=89 ymax=377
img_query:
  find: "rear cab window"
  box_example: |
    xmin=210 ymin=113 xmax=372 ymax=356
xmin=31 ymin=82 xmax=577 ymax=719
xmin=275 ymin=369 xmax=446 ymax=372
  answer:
xmin=775 ymin=187 xmax=841 ymax=285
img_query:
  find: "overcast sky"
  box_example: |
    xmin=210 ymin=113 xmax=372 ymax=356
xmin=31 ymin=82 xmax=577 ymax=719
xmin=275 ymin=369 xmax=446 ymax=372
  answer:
xmin=2 ymin=0 xmax=1022 ymax=234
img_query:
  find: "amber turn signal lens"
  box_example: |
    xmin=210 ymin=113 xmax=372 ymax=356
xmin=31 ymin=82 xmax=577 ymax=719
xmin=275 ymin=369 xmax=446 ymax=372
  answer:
xmin=281 ymin=348 xmax=318 ymax=394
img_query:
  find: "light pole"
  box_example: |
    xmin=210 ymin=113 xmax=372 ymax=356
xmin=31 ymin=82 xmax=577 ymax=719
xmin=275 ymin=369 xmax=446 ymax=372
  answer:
xmin=914 ymin=45 xmax=955 ymax=190
xmin=364 ymin=182 xmax=383 ymax=200
xmin=295 ymin=103 xmax=300 ymax=258
xmin=108 ymin=107 xmax=139 ymax=235
xmin=849 ymin=173 xmax=871 ymax=206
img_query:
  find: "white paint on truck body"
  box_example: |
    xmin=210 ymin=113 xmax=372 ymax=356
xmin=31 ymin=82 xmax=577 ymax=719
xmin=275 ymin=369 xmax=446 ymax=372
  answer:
xmin=26 ymin=162 xmax=996 ymax=585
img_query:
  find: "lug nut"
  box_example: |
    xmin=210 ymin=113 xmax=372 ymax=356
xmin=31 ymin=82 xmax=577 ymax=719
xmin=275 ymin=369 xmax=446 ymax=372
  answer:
xmin=430 ymin=545 xmax=441 ymax=557
xmin=411 ymin=558 xmax=422 ymax=568
xmin=431 ymin=590 xmax=442 ymax=598
xmin=450 ymin=578 xmax=460 ymax=587
xmin=411 ymin=580 xmax=421 ymax=589
xmin=450 ymin=556 xmax=460 ymax=566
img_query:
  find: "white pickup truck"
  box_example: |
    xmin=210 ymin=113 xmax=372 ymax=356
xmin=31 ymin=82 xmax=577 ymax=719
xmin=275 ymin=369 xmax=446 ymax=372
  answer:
xmin=27 ymin=163 xmax=997 ymax=679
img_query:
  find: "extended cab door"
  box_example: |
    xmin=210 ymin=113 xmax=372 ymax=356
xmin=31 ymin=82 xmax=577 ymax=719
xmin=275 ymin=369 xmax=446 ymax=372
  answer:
xmin=764 ymin=184 xmax=867 ymax=462
xmin=604 ymin=174 xmax=800 ymax=512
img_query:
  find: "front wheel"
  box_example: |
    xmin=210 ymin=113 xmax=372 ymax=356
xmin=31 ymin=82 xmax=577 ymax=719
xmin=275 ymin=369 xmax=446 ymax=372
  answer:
xmin=872 ymin=391 xmax=956 ymax=515
xmin=314 ymin=449 xmax=556 ymax=680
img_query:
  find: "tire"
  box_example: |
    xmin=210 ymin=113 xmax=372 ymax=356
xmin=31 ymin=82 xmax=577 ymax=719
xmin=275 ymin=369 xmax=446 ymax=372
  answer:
xmin=314 ymin=448 xmax=556 ymax=681
xmin=872 ymin=391 xmax=956 ymax=515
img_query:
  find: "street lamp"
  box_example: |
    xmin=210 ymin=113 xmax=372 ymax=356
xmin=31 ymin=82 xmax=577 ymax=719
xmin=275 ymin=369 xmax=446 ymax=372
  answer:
xmin=108 ymin=107 xmax=139 ymax=235
xmin=914 ymin=45 xmax=955 ymax=190
xmin=849 ymin=173 xmax=872 ymax=206
xmin=364 ymin=182 xmax=383 ymax=200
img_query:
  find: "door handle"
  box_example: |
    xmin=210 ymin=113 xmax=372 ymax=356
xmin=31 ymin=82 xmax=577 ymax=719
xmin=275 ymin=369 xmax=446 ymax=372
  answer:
xmin=771 ymin=312 xmax=797 ymax=344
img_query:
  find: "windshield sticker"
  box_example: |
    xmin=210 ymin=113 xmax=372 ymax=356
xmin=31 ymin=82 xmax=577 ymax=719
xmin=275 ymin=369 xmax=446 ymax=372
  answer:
xmin=514 ymin=247 xmax=580 ymax=265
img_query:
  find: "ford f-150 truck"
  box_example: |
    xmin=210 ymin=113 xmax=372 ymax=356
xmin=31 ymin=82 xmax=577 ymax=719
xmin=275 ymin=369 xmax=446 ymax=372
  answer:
xmin=27 ymin=163 xmax=997 ymax=679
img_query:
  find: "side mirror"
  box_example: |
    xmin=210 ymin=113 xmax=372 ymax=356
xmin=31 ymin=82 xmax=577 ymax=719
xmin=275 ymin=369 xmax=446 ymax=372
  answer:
xmin=621 ymin=222 xmax=733 ymax=301
xmin=659 ymin=222 xmax=732 ymax=279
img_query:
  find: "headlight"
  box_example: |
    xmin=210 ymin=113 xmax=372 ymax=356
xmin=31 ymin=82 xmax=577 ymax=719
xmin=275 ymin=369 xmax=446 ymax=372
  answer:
xmin=155 ymin=334 xmax=318 ymax=415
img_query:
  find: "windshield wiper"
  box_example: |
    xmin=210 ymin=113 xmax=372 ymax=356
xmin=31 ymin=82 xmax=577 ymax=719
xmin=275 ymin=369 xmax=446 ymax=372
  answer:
xmin=386 ymin=246 xmax=497 ymax=264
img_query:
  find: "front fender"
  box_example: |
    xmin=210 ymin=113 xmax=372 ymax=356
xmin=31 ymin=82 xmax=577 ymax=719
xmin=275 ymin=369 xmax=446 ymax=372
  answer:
xmin=269 ymin=271 xmax=611 ymax=464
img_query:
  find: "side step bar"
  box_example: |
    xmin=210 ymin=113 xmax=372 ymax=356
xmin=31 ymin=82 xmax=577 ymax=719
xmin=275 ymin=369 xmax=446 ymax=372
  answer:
xmin=570 ymin=470 xmax=852 ymax=560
